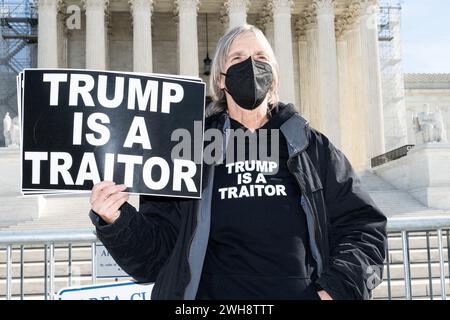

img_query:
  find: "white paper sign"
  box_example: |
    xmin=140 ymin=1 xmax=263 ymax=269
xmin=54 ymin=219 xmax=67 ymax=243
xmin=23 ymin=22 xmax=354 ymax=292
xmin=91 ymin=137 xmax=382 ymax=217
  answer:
xmin=96 ymin=244 xmax=129 ymax=278
xmin=57 ymin=281 xmax=154 ymax=300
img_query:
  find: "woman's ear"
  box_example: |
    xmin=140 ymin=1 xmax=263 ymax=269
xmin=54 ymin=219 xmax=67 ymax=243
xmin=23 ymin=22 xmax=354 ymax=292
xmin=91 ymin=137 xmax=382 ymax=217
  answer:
xmin=219 ymin=74 xmax=225 ymax=90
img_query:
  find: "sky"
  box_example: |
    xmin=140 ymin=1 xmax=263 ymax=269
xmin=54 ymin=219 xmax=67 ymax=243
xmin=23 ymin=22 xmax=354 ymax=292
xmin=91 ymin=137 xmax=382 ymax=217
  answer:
xmin=401 ymin=0 xmax=450 ymax=73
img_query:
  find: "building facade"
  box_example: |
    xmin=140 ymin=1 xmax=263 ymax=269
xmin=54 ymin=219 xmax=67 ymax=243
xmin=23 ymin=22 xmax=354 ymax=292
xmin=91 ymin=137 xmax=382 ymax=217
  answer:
xmin=36 ymin=0 xmax=387 ymax=170
xmin=404 ymin=73 xmax=450 ymax=144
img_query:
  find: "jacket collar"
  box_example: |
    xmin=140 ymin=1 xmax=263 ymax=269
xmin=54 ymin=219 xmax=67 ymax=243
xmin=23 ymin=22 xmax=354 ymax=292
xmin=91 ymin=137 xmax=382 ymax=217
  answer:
xmin=280 ymin=113 xmax=310 ymax=158
xmin=205 ymin=108 xmax=310 ymax=158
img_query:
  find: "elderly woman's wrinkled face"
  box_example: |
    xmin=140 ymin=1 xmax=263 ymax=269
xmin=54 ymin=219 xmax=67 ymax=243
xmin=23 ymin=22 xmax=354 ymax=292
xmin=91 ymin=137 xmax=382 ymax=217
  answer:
xmin=220 ymin=31 xmax=274 ymax=90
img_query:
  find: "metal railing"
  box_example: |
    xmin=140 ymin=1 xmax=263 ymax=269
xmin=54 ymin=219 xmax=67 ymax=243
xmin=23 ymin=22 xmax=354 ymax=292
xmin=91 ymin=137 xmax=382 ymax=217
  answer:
xmin=371 ymin=144 xmax=415 ymax=168
xmin=383 ymin=216 xmax=450 ymax=300
xmin=0 ymin=228 xmax=97 ymax=300
xmin=1 ymin=216 xmax=450 ymax=300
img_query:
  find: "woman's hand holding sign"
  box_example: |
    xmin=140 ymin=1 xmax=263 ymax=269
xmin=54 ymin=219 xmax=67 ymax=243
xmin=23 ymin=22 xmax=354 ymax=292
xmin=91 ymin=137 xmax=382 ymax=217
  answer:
xmin=90 ymin=181 xmax=129 ymax=224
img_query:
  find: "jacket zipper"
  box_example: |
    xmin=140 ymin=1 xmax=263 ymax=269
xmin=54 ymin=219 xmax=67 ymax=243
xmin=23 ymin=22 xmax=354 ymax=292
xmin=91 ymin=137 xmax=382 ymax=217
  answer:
xmin=183 ymin=205 xmax=199 ymax=299
xmin=183 ymin=115 xmax=228 ymax=299
xmin=287 ymin=155 xmax=323 ymax=274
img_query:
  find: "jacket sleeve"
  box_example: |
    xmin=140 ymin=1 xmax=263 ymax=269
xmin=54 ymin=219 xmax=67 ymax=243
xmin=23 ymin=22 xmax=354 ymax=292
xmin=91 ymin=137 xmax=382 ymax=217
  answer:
xmin=89 ymin=195 xmax=182 ymax=283
xmin=315 ymin=137 xmax=387 ymax=300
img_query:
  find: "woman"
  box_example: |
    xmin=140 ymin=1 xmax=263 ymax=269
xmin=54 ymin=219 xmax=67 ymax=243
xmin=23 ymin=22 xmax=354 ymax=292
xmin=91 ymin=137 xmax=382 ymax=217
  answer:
xmin=89 ymin=24 xmax=387 ymax=300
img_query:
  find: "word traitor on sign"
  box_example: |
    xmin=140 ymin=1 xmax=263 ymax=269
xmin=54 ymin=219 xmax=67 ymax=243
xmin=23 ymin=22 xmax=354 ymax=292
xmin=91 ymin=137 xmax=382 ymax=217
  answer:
xmin=18 ymin=69 xmax=205 ymax=198
xmin=57 ymin=281 xmax=154 ymax=300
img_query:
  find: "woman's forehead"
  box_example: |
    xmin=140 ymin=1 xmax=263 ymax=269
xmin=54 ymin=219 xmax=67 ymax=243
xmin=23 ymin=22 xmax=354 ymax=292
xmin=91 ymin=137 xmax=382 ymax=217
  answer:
xmin=228 ymin=49 xmax=268 ymax=57
xmin=228 ymin=31 xmax=271 ymax=56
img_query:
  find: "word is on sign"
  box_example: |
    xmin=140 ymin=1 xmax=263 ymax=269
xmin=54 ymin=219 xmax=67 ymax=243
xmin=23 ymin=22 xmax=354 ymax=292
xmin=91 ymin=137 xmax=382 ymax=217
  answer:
xmin=57 ymin=281 xmax=154 ymax=300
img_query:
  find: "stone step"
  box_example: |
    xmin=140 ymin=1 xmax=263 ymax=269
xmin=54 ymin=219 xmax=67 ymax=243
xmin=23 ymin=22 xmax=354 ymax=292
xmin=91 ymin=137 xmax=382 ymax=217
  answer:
xmin=9 ymin=219 xmax=92 ymax=225
xmin=357 ymin=170 xmax=450 ymax=217
xmin=0 ymin=260 xmax=92 ymax=279
xmin=7 ymin=222 xmax=93 ymax=230
xmin=0 ymin=246 xmax=93 ymax=263
xmin=0 ymin=263 xmax=448 ymax=299
xmin=383 ymin=262 xmax=449 ymax=280
xmin=0 ymin=197 xmax=40 ymax=209
xmin=0 ymin=196 xmax=139 ymax=230
xmin=16 ymin=215 xmax=91 ymax=220
xmin=7 ymin=226 xmax=93 ymax=231
xmin=372 ymin=278 xmax=450 ymax=299
xmin=0 ymin=276 xmax=128 ymax=298
xmin=9 ymin=221 xmax=93 ymax=227
xmin=374 ymin=296 xmax=450 ymax=301
xmin=387 ymin=234 xmax=450 ymax=250
xmin=371 ymin=202 xmax=429 ymax=209
xmin=0 ymin=262 xmax=441 ymax=282
xmin=0 ymin=196 xmax=41 ymax=223
xmin=2 ymin=294 xmax=46 ymax=300
xmin=388 ymin=248 xmax=449 ymax=264
xmin=358 ymin=171 xmax=397 ymax=191
xmin=39 ymin=195 xmax=139 ymax=214
xmin=0 ymin=238 xmax=447 ymax=267
xmin=0 ymin=275 xmax=448 ymax=300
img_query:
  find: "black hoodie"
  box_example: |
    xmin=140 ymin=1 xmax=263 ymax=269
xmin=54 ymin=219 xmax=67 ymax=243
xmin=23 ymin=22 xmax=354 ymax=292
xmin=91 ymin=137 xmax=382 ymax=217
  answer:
xmin=196 ymin=103 xmax=320 ymax=300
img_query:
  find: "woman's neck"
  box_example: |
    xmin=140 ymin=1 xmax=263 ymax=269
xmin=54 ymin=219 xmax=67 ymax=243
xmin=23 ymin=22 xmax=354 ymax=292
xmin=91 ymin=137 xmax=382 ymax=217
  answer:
xmin=226 ymin=100 xmax=269 ymax=131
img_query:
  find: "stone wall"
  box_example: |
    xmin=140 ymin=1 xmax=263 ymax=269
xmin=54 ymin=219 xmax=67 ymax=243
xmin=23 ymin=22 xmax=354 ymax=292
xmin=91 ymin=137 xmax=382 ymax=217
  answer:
xmin=374 ymin=143 xmax=450 ymax=210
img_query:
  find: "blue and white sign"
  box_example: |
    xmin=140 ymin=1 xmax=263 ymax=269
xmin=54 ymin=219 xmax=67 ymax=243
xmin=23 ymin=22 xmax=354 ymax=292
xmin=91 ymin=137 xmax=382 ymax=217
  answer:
xmin=57 ymin=281 xmax=154 ymax=300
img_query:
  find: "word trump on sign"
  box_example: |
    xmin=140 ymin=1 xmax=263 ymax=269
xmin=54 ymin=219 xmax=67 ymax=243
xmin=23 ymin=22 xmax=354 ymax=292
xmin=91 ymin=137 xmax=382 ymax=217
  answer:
xmin=19 ymin=69 xmax=205 ymax=198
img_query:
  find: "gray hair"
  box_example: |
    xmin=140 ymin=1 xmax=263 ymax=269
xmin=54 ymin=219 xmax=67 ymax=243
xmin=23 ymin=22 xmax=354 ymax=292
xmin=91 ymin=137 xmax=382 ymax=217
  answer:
xmin=207 ymin=24 xmax=280 ymax=117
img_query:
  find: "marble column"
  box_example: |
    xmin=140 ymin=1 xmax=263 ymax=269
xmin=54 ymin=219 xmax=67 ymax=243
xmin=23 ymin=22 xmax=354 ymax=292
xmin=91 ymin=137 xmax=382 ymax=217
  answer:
xmin=57 ymin=7 xmax=68 ymax=68
xmin=295 ymin=17 xmax=309 ymax=116
xmin=257 ymin=7 xmax=274 ymax=48
xmin=314 ymin=0 xmax=340 ymax=147
xmin=129 ymin=0 xmax=153 ymax=73
xmin=271 ymin=0 xmax=296 ymax=104
xmin=225 ymin=0 xmax=249 ymax=30
xmin=335 ymin=17 xmax=351 ymax=157
xmin=304 ymin=9 xmax=322 ymax=131
xmin=37 ymin=0 xmax=60 ymax=68
xmin=83 ymin=0 xmax=109 ymax=70
xmin=359 ymin=0 xmax=385 ymax=157
xmin=175 ymin=0 xmax=199 ymax=77
xmin=345 ymin=5 xmax=369 ymax=170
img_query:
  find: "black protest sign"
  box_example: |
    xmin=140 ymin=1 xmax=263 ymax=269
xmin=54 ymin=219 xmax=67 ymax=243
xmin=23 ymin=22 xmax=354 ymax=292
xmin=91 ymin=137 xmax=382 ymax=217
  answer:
xmin=21 ymin=69 xmax=205 ymax=198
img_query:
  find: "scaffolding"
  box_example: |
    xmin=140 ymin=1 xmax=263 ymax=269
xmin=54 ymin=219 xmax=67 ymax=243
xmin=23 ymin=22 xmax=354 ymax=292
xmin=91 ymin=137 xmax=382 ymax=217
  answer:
xmin=0 ymin=0 xmax=37 ymax=145
xmin=377 ymin=0 xmax=409 ymax=151
xmin=0 ymin=0 xmax=37 ymax=74
xmin=378 ymin=6 xmax=394 ymax=41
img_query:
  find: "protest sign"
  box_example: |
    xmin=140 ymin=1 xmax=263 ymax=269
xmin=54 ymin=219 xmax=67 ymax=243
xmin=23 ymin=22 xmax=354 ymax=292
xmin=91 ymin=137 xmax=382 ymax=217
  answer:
xmin=19 ymin=69 xmax=205 ymax=198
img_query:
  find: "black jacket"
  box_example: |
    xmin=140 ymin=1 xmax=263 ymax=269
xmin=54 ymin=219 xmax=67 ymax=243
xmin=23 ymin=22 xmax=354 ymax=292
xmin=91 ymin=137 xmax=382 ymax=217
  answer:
xmin=90 ymin=102 xmax=387 ymax=300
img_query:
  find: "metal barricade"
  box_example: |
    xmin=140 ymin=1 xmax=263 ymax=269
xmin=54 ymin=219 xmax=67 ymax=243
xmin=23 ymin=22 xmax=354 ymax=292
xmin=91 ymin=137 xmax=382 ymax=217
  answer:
xmin=1 ymin=216 xmax=450 ymax=300
xmin=383 ymin=216 xmax=450 ymax=300
xmin=0 ymin=228 xmax=97 ymax=300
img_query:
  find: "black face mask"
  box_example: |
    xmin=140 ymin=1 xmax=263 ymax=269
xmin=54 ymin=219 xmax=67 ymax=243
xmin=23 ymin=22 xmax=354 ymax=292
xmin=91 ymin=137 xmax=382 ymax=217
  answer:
xmin=221 ymin=56 xmax=273 ymax=110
